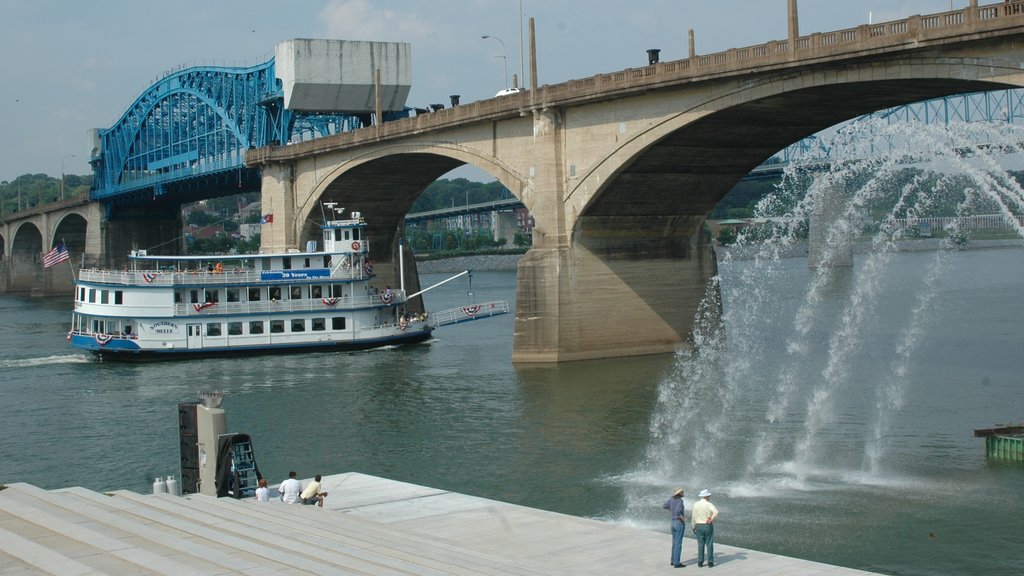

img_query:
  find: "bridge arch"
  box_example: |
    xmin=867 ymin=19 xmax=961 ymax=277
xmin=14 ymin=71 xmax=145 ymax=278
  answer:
xmin=573 ymin=57 xmax=1024 ymax=225
xmin=9 ymin=222 xmax=43 ymax=292
xmin=295 ymin=143 xmax=529 ymax=254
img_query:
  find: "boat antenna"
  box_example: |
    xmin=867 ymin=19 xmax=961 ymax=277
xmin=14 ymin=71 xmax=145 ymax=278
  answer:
xmin=467 ymin=271 xmax=474 ymax=303
xmin=322 ymin=201 xmax=336 ymax=222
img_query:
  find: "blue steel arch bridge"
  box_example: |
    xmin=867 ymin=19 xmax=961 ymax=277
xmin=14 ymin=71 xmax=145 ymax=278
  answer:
xmin=89 ymin=51 xmax=1024 ymax=218
xmin=89 ymin=56 xmax=409 ymax=218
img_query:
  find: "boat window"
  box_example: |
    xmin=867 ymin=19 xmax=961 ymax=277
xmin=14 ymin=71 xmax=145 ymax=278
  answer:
xmin=323 ymin=256 xmax=330 ymax=268
xmin=114 ymin=291 xmax=123 ymax=305
xmin=249 ymin=321 xmax=264 ymax=334
xmin=204 ymin=289 xmax=219 ymax=303
xmin=269 ymin=286 xmax=282 ymax=301
xmin=304 ymin=258 xmax=311 ymax=268
xmin=312 ymin=318 xmax=326 ymax=331
xmin=79 ymin=287 xmax=85 ymax=301
xmin=227 ymin=322 xmax=243 ymax=336
xmin=352 ymin=228 xmax=361 ymax=241
xmin=206 ymin=323 xmax=222 ymax=336
xmin=290 ymin=286 xmax=302 ymax=300
xmin=248 ymin=287 xmax=261 ymax=302
xmin=270 ymin=320 xmax=285 ymax=333
xmin=260 ymin=259 xmax=270 ymax=271
xmin=190 ymin=290 xmax=200 ymax=304
xmin=331 ymin=285 xmax=343 ymax=298
xmin=226 ymin=288 xmax=240 ymax=302
xmin=310 ymin=285 xmax=322 ymax=299
xmin=88 ymin=288 xmax=96 ymax=303
xmin=283 ymin=257 xmax=292 ymax=270
xmin=174 ymin=291 xmax=183 ymax=304
xmin=291 ymin=319 xmax=305 ymax=332
xmin=100 ymin=290 xmax=109 ymax=304
xmin=331 ymin=316 xmax=346 ymax=330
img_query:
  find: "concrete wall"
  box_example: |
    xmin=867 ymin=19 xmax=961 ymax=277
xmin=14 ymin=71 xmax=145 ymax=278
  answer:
xmin=275 ymin=39 xmax=411 ymax=113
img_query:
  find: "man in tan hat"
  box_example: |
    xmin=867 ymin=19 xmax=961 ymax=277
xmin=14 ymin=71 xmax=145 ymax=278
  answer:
xmin=692 ymin=489 xmax=719 ymax=567
xmin=662 ymin=487 xmax=687 ymax=567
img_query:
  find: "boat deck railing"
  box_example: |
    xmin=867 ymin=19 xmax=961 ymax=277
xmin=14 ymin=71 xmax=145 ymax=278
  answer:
xmin=179 ymin=291 xmax=406 ymax=317
xmin=78 ymin=266 xmax=370 ymax=286
xmin=430 ymin=301 xmax=510 ymax=328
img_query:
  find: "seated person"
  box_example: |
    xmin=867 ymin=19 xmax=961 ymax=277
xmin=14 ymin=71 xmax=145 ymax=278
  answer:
xmin=299 ymin=474 xmax=328 ymax=507
xmin=254 ymin=478 xmax=270 ymax=502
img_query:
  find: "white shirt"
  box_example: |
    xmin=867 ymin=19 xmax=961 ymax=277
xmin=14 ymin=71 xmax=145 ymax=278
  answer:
xmin=278 ymin=477 xmax=302 ymax=503
xmin=692 ymin=498 xmax=719 ymax=525
xmin=255 ymin=486 xmax=270 ymax=502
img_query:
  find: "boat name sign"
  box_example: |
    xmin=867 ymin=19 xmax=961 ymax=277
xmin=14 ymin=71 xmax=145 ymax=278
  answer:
xmin=150 ymin=321 xmax=178 ymax=334
xmin=260 ymin=269 xmax=331 ymax=281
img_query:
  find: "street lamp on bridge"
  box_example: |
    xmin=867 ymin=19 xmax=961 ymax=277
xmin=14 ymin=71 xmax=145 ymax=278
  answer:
xmin=60 ymin=153 xmax=76 ymax=200
xmin=481 ymin=35 xmax=509 ymax=91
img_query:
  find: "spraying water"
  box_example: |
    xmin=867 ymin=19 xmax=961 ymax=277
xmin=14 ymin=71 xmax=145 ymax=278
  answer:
xmin=620 ymin=116 xmax=1024 ymax=527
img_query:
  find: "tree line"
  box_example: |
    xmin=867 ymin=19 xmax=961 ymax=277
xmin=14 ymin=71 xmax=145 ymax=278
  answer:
xmin=0 ymin=173 xmax=91 ymax=215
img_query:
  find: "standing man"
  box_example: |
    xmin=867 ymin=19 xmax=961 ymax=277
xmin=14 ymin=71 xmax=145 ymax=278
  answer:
xmin=662 ymin=487 xmax=687 ymax=568
xmin=300 ymin=474 xmax=329 ymax=507
xmin=278 ymin=471 xmax=302 ymax=504
xmin=692 ymin=489 xmax=719 ymax=567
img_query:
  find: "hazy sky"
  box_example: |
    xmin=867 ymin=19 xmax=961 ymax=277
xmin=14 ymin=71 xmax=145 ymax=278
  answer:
xmin=0 ymin=0 xmax=968 ymax=182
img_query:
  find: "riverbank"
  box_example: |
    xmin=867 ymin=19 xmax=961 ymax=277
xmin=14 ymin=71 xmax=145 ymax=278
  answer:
xmin=415 ymin=239 xmax=1022 ymax=271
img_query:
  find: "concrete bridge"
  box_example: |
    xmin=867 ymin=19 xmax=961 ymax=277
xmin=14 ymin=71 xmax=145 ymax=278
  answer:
xmin=245 ymin=1 xmax=1024 ymax=363
xmin=0 ymin=199 xmax=102 ymax=294
xmin=0 ymin=199 xmax=182 ymax=295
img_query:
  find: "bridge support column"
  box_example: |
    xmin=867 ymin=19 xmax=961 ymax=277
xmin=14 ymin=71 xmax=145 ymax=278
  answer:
xmin=260 ymin=163 xmax=297 ymax=252
xmin=514 ymin=215 xmax=717 ymax=363
xmin=103 ymin=208 xmax=181 ymax=267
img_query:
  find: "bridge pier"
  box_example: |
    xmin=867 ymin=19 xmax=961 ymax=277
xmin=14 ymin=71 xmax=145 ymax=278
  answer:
xmin=514 ymin=216 xmax=717 ymax=363
xmin=102 ymin=209 xmax=181 ymax=267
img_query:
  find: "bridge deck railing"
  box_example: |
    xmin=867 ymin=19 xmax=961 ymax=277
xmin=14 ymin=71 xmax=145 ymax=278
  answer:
xmin=77 ymin=266 xmax=372 ymax=287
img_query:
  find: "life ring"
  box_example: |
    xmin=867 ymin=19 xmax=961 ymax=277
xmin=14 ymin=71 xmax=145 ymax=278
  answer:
xmin=351 ymin=241 xmax=361 ymax=251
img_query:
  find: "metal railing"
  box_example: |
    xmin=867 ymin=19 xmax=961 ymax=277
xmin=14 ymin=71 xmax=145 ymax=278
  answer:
xmin=430 ymin=301 xmax=510 ymax=328
xmin=177 ymin=291 xmax=406 ymax=317
xmin=78 ymin=266 xmax=370 ymax=286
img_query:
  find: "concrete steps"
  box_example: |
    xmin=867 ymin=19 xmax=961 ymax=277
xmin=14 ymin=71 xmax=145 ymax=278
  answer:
xmin=0 ymin=480 xmax=539 ymax=576
xmin=0 ymin=472 xmax=884 ymax=576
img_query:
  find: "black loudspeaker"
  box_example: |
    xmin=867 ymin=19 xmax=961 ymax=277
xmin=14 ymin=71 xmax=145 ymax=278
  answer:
xmin=177 ymin=402 xmax=200 ymax=494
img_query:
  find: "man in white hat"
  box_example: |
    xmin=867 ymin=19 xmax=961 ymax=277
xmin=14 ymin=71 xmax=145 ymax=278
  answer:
xmin=691 ymin=489 xmax=719 ymax=567
xmin=662 ymin=488 xmax=687 ymax=568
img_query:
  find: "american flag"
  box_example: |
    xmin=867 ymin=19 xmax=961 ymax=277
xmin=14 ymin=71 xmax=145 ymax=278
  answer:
xmin=260 ymin=213 xmax=274 ymax=224
xmin=42 ymin=242 xmax=70 ymax=268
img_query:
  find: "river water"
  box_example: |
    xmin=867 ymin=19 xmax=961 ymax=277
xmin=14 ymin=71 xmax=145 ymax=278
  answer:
xmin=1 ymin=250 xmax=1022 ymax=576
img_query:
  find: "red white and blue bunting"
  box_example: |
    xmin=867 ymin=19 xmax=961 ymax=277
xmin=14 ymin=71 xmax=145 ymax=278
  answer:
xmin=364 ymin=261 xmax=374 ymax=276
xmin=380 ymin=291 xmax=394 ymax=304
xmin=461 ymin=305 xmax=482 ymax=318
xmin=322 ymin=297 xmax=340 ymax=306
xmin=142 ymin=272 xmax=159 ymax=283
xmin=94 ymin=333 xmax=112 ymax=346
xmin=193 ymin=301 xmax=216 ymax=312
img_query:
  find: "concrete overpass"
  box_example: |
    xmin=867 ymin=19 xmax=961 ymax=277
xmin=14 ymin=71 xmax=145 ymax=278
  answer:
xmin=245 ymin=1 xmax=1024 ymax=363
xmin=0 ymin=199 xmax=103 ymax=294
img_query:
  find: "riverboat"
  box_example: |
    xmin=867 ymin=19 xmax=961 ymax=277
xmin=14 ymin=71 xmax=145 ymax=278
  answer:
xmin=67 ymin=210 xmax=491 ymax=360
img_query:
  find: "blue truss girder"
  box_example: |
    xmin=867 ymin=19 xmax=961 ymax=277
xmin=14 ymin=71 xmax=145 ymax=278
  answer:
xmin=93 ymin=62 xmax=278 ymax=201
xmin=773 ymin=88 xmax=1024 ymax=166
xmin=90 ymin=57 xmax=385 ymax=206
